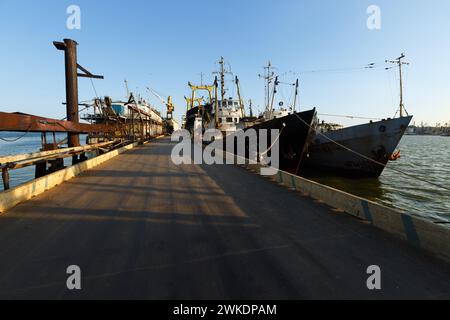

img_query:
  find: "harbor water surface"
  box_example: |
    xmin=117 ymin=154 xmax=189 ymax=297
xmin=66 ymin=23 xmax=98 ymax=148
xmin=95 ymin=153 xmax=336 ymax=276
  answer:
xmin=303 ymin=135 xmax=450 ymax=223
xmin=1 ymin=133 xmax=449 ymax=223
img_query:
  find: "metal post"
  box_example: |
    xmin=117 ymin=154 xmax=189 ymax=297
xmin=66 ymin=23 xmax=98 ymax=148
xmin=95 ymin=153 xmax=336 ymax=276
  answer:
xmin=63 ymin=39 xmax=80 ymax=149
xmin=2 ymin=168 xmax=10 ymax=190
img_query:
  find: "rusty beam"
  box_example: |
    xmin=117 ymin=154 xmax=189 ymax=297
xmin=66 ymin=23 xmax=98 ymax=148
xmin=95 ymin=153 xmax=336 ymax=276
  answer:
xmin=0 ymin=112 xmax=113 ymax=133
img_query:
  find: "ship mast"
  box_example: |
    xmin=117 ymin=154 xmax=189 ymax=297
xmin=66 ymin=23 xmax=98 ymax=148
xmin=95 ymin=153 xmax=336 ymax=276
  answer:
xmin=386 ymin=53 xmax=409 ymax=117
xmin=258 ymin=61 xmax=276 ymax=113
xmin=213 ymin=57 xmax=232 ymax=103
xmin=293 ymin=79 xmax=299 ymax=112
xmin=235 ymin=76 xmax=245 ymax=118
xmin=269 ymin=76 xmax=279 ymax=114
xmin=124 ymin=79 xmax=130 ymax=99
xmin=219 ymin=57 xmax=225 ymax=102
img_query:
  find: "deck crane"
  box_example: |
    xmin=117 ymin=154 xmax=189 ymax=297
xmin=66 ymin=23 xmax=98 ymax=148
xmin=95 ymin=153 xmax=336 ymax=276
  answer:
xmin=184 ymin=96 xmax=205 ymax=110
xmin=146 ymin=87 xmax=175 ymax=120
xmin=187 ymin=79 xmax=219 ymax=127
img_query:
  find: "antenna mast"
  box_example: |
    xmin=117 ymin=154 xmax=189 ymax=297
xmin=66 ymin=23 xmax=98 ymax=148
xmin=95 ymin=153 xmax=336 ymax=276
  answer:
xmin=213 ymin=57 xmax=232 ymax=103
xmin=386 ymin=53 xmax=409 ymax=117
xmin=258 ymin=61 xmax=276 ymax=112
xmin=293 ymin=79 xmax=299 ymax=112
xmin=124 ymin=79 xmax=130 ymax=99
xmin=269 ymin=76 xmax=279 ymax=114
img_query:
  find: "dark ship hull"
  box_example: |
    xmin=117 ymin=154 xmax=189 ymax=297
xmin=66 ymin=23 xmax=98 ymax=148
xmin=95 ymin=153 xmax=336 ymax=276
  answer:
xmin=304 ymin=116 xmax=413 ymax=177
xmin=240 ymin=108 xmax=317 ymax=175
xmin=184 ymin=104 xmax=213 ymax=133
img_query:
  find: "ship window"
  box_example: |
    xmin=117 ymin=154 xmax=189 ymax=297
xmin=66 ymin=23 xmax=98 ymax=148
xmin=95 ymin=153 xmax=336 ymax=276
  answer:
xmin=228 ymin=101 xmax=233 ymax=106
xmin=235 ymin=118 xmax=238 ymax=123
xmin=234 ymin=102 xmax=239 ymax=106
xmin=226 ymin=117 xmax=233 ymax=123
xmin=219 ymin=118 xmax=222 ymax=123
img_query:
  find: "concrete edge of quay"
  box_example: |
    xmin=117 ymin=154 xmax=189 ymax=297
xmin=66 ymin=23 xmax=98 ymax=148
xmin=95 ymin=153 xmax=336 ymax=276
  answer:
xmin=240 ymin=160 xmax=450 ymax=265
xmin=0 ymin=135 xmax=166 ymax=214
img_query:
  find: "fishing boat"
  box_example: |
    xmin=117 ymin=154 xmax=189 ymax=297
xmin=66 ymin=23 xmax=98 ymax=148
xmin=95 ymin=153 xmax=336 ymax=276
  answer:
xmin=304 ymin=116 xmax=412 ymax=177
xmin=184 ymin=57 xmax=245 ymax=136
xmin=243 ymin=108 xmax=317 ymax=175
xmin=184 ymin=59 xmax=318 ymax=175
xmin=304 ymin=54 xmax=413 ymax=177
xmin=238 ymin=61 xmax=318 ymax=175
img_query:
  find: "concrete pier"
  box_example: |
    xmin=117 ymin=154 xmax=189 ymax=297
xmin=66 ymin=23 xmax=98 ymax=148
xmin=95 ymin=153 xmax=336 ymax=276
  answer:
xmin=0 ymin=137 xmax=449 ymax=299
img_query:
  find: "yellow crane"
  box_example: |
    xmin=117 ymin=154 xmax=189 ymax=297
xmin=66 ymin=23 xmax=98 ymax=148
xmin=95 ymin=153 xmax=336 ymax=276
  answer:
xmin=184 ymin=96 xmax=204 ymax=110
xmin=187 ymin=79 xmax=219 ymax=127
xmin=146 ymin=87 xmax=175 ymax=120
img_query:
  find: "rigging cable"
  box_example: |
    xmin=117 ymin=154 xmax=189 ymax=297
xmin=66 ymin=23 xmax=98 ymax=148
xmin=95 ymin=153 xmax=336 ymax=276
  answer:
xmin=292 ymin=113 xmax=450 ymax=192
xmin=317 ymin=113 xmax=383 ymax=121
xmin=292 ymin=62 xmax=384 ymax=75
xmin=90 ymin=78 xmax=100 ymax=100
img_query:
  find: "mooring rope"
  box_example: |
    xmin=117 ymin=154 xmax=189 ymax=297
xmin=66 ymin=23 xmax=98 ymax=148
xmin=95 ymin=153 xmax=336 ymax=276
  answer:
xmin=0 ymin=124 xmax=33 ymax=143
xmin=259 ymin=123 xmax=286 ymax=157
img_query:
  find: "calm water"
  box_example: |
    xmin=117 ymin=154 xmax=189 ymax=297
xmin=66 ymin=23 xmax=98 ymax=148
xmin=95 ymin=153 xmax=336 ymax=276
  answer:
xmin=303 ymin=135 xmax=450 ymax=223
xmin=1 ymin=133 xmax=449 ymax=222
xmin=0 ymin=132 xmax=87 ymax=191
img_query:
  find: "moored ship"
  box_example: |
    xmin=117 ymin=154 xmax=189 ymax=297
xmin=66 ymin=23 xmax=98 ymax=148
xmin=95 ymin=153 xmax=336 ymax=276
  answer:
xmin=239 ymin=61 xmax=318 ymax=175
xmin=304 ymin=54 xmax=413 ymax=177
xmin=304 ymin=116 xmax=412 ymax=177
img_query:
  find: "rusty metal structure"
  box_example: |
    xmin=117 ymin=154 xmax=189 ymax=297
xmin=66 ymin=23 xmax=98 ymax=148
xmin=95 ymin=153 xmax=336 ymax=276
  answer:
xmin=0 ymin=39 xmax=164 ymax=190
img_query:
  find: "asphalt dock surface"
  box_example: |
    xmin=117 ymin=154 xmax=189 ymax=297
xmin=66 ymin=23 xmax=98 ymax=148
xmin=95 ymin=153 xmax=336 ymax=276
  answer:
xmin=0 ymin=137 xmax=449 ymax=299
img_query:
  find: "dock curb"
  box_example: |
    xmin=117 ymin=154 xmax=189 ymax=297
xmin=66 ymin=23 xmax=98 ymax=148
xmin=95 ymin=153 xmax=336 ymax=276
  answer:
xmin=241 ymin=162 xmax=450 ymax=264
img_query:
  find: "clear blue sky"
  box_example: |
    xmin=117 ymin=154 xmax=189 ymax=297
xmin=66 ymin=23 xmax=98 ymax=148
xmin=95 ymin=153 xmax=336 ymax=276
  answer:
xmin=1 ymin=0 xmax=449 ymax=126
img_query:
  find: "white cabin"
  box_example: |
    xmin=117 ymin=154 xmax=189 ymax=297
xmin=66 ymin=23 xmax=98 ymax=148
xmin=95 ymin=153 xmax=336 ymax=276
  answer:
xmin=208 ymin=99 xmax=244 ymax=134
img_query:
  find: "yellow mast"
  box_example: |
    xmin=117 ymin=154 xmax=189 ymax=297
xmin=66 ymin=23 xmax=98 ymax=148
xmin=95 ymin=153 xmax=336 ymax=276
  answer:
xmin=187 ymin=82 xmax=215 ymax=125
xmin=184 ymin=96 xmax=204 ymax=110
xmin=235 ymin=76 xmax=245 ymax=118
